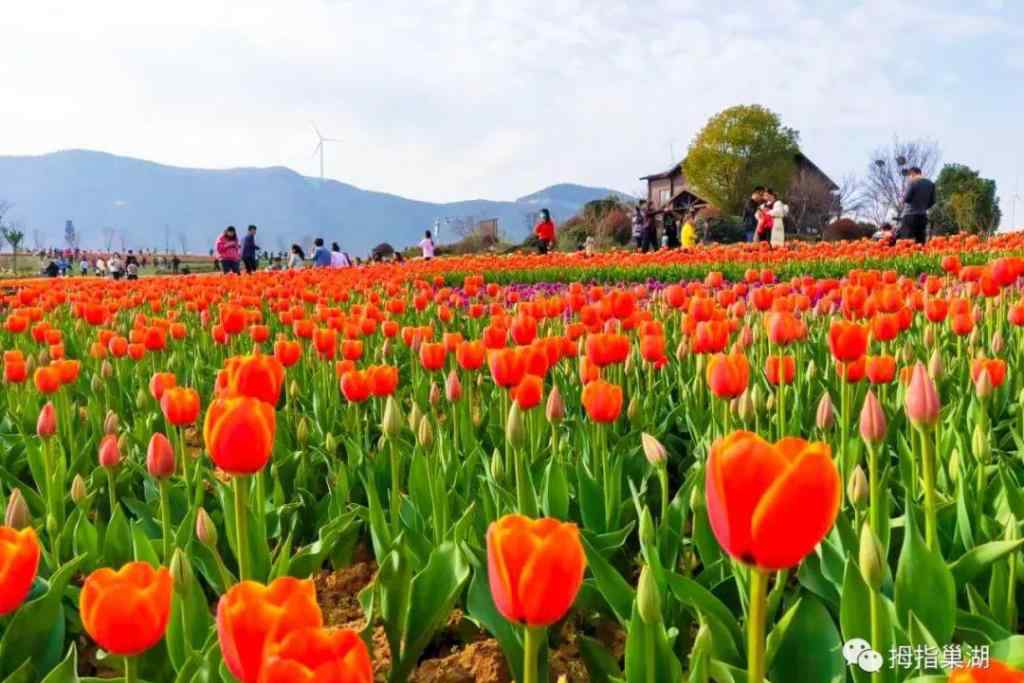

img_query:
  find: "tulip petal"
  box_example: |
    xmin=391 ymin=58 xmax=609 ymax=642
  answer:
xmin=515 ymin=523 xmax=586 ymax=626
xmin=751 ymin=445 xmax=840 ymax=570
xmin=705 ymin=432 xmax=787 ymax=564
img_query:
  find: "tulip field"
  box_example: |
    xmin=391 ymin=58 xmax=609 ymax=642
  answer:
xmin=4 ymin=234 xmax=1024 ymax=683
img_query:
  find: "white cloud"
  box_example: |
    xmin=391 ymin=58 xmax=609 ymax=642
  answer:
xmin=1 ymin=0 xmax=1022 ymax=226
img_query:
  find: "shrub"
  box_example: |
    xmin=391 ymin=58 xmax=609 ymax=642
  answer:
xmin=699 ymin=214 xmax=747 ymax=244
xmin=823 ymin=218 xmax=874 ymax=242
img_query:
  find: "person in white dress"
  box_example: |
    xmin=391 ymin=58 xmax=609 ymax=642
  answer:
xmin=765 ymin=189 xmax=789 ymax=247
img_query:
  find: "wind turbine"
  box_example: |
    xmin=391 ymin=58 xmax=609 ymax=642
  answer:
xmin=311 ymin=123 xmax=339 ymax=185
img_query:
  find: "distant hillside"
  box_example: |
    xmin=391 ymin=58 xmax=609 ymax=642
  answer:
xmin=0 ymin=150 xmax=630 ymax=255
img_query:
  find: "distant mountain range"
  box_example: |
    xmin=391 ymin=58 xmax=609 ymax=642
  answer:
xmin=0 ymin=150 xmax=630 ymax=255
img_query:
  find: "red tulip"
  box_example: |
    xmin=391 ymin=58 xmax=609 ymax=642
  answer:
xmin=0 ymin=526 xmax=41 ymax=615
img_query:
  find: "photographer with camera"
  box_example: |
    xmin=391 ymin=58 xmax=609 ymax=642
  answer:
xmin=900 ymin=166 xmax=935 ymax=245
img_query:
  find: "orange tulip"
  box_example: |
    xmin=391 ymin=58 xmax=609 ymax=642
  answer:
xmin=340 ymin=370 xmax=371 ymax=403
xmin=705 ymin=431 xmax=840 ymax=569
xmin=581 ymin=379 xmax=623 ymax=423
xmin=837 ymin=356 xmax=867 ymax=383
xmin=639 ymin=334 xmax=667 ymax=364
xmin=366 ymin=364 xmax=399 ymax=396
xmin=692 ymin=320 xmax=730 ymax=354
xmin=33 ymin=366 xmax=61 ymax=394
xmin=217 ymin=578 xmax=323 ymax=683
xmin=224 ymin=354 xmax=285 ymax=406
xmin=489 ymin=347 xmax=526 ymax=388
xmin=80 ymin=562 xmax=172 ymax=655
xmin=828 ymin=320 xmax=868 ymax=362
xmin=971 ymin=358 xmax=1007 ymax=388
xmin=3 ymin=359 xmax=26 ymax=384
xmin=0 ymin=527 xmax=41 ymax=615
xmin=949 ymin=660 xmax=1024 ymax=682
xmin=706 ymin=353 xmax=749 ymax=399
xmin=486 ymin=514 xmax=586 ymax=627
xmin=456 ymin=340 xmax=485 ymax=370
xmin=512 ymin=374 xmax=544 ymax=411
xmin=419 ymin=341 xmax=447 ymax=371
xmin=54 ymin=359 xmax=80 ymax=385
xmin=204 ymin=396 xmax=276 ymax=475
xmin=149 ymin=372 xmax=177 ymax=401
xmin=161 ymin=386 xmax=201 ymax=426
xmin=764 ymin=355 xmax=795 ymax=386
xmin=865 ymin=355 xmax=896 ymax=385
xmin=258 ymin=627 xmax=372 ymax=683
xmin=274 ymin=339 xmax=302 ymax=368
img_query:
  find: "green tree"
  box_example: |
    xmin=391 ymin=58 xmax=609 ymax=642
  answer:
xmin=931 ymin=163 xmax=1000 ymax=235
xmin=682 ymin=105 xmax=800 ymax=215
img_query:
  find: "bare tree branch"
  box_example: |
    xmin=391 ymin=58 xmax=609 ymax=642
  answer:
xmin=862 ymin=137 xmax=941 ymax=223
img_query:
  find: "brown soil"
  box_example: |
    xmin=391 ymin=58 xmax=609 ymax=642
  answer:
xmin=314 ymin=561 xmax=624 ymax=683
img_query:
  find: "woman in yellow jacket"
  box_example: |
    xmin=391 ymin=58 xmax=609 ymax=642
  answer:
xmin=681 ymin=215 xmax=698 ymax=248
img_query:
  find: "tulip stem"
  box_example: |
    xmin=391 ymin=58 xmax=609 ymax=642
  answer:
xmin=175 ymin=426 xmax=192 ymax=504
xmin=522 ymin=626 xmax=544 ymax=683
xmin=747 ymin=569 xmax=768 ymax=683
xmin=389 ymin=439 xmax=401 ymax=533
xmin=866 ymin=442 xmax=882 ymax=541
xmin=918 ymin=427 xmax=938 ymax=553
xmin=123 ymin=656 xmax=138 ymax=683
xmin=657 ymin=466 xmax=670 ymax=525
xmin=106 ymin=467 xmax=118 ymax=516
xmin=158 ymin=479 xmax=173 ymax=563
xmin=233 ymin=476 xmax=250 ymax=581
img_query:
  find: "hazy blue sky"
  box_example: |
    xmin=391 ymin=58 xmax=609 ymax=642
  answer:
xmin=4 ymin=0 xmax=1023 ymax=224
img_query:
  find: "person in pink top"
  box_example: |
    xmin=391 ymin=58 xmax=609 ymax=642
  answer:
xmin=214 ymin=226 xmax=241 ymax=274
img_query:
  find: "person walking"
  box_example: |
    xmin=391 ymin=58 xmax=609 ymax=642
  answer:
xmin=311 ymin=238 xmax=332 ymax=267
xmin=533 ymin=209 xmax=556 ymax=254
xmin=215 ymin=226 xmax=241 ymax=274
xmin=419 ymin=230 xmax=436 ymax=260
xmin=108 ymin=253 xmax=124 ymax=280
xmin=242 ymin=225 xmax=260 ymax=273
xmin=681 ymin=213 xmax=698 ymax=248
xmin=764 ymin=189 xmax=789 ymax=248
xmin=901 ymin=167 xmax=936 ymax=244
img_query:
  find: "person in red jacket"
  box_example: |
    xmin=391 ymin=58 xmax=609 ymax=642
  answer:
xmin=534 ymin=209 xmax=556 ymax=254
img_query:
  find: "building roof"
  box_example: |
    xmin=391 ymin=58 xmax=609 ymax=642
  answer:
xmin=640 ymin=152 xmax=838 ymax=190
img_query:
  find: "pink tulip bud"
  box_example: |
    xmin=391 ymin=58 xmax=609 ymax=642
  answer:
xmin=906 ymin=361 xmax=940 ymax=428
xmin=445 ymin=369 xmax=462 ymax=402
xmin=146 ymin=433 xmax=176 ymax=479
xmin=196 ymin=507 xmax=218 ymax=547
xmin=98 ymin=434 xmax=121 ymax=469
xmin=739 ymin=325 xmax=754 ymax=348
xmin=545 ymin=385 xmax=565 ymax=424
xmin=859 ymin=390 xmax=887 ymax=445
xmin=428 ymin=381 xmax=441 ymax=407
xmin=5 ymin=489 xmax=29 ymax=529
xmin=816 ymin=392 xmax=835 ymax=430
xmin=991 ymin=331 xmax=1005 ymax=355
xmin=974 ymin=368 xmax=993 ymax=399
xmin=36 ymin=402 xmax=57 ymax=439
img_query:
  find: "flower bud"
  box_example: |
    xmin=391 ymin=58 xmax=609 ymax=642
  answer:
xmin=296 ymin=416 xmax=309 ymax=446
xmin=38 ymin=349 xmax=49 ymax=366
xmin=992 ymin=331 xmax=1005 ymax=355
xmin=506 ymin=402 xmax=526 ymax=451
xmin=948 ymin=448 xmax=961 ymax=483
xmin=90 ymin=375 xmax=104 ymax=395
xmin=170 ymin=548 xmax=193 ymax=597
xmin=627 ymin=396 xmax=641 ymax=426
xmin=735 ymin=389 xmax=754 ymax=423
xmin=923 ymin=324 xmax=935 ymax=348
xmin=900 ymin=339 xmax=915 ymax=365
xmin=445 ymin=370 xmax=462 ymax=402
xmin=805 ymin=359 xmax=817 ymax=381
xmin=101 ymin=360 xmax=113 ymax=378
xmin=816 ymin=391 xmax=835 ymax=431
xmin=408 ymin=402 xmax=423 ymax=433
xmin=675 ymin=337 xmax=689 ymax=362
xmin=429 ymin=381 xmax=441 ymax=407
xmin=117 ymin=433 xmax=131 ymax=456
xmin=46 ymin=513 xmax=57 ymax=540
xmin=490 ymin=449 xmax=505 ymax=483
xmin=638 ymin=506 xmax=656 ymax=548
xmin=928 ymin=348 xmax=944 ymax=381
xmin=325 ymin=432 xmax=337 ymax=454
xmin=545 ymin=385 xmax=565 ymax=424
xmin=974 ymin=368 xmax=993 ymax=399
xmin=859 ymin=524 xmax=884 ymax=591
xmin=641 ymin=433 xmax=667 ymax=466
xmin=289 ymin=379 xmax=301 ymax=400
xmin=196 ymin=507 xmax=218 ymax=547
xmin=750 ymin=384 xmax=765 ymax=414
xmin=690 ymin=483 xmax=704 ymax=511
xmin=5 ymin=489 xmax=30 ymax=529
xmin=382 ymin=396 xmax=404 ymax=440
xmin=135 ymin=387 xmax=148 ymax=410
xmin=973 ymin=423 xmax=991 ymax=464
xmin=36 ymin=402 xmax=56 ymax=439
xmin=859 ymin=390 xmax=887 ymax=446
xmin=71 ymin=474 xmax=88 ymax=506
xmin=99 ymin=433 xmax=121 ymax=469
xmin=103 ymin=410 xmax=120 ymax=435
xmin=417 ymin=415 xmax=434 ymax=449
xmin=636 ymin=565 xmax=662 ymax=625
xmin=146 ymin=433 xmax=176 ymax=479
xmin=906 ymin=362 xmax=940 ymax=429
xmin=847 ymin=465 xmax=868 ymax=509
